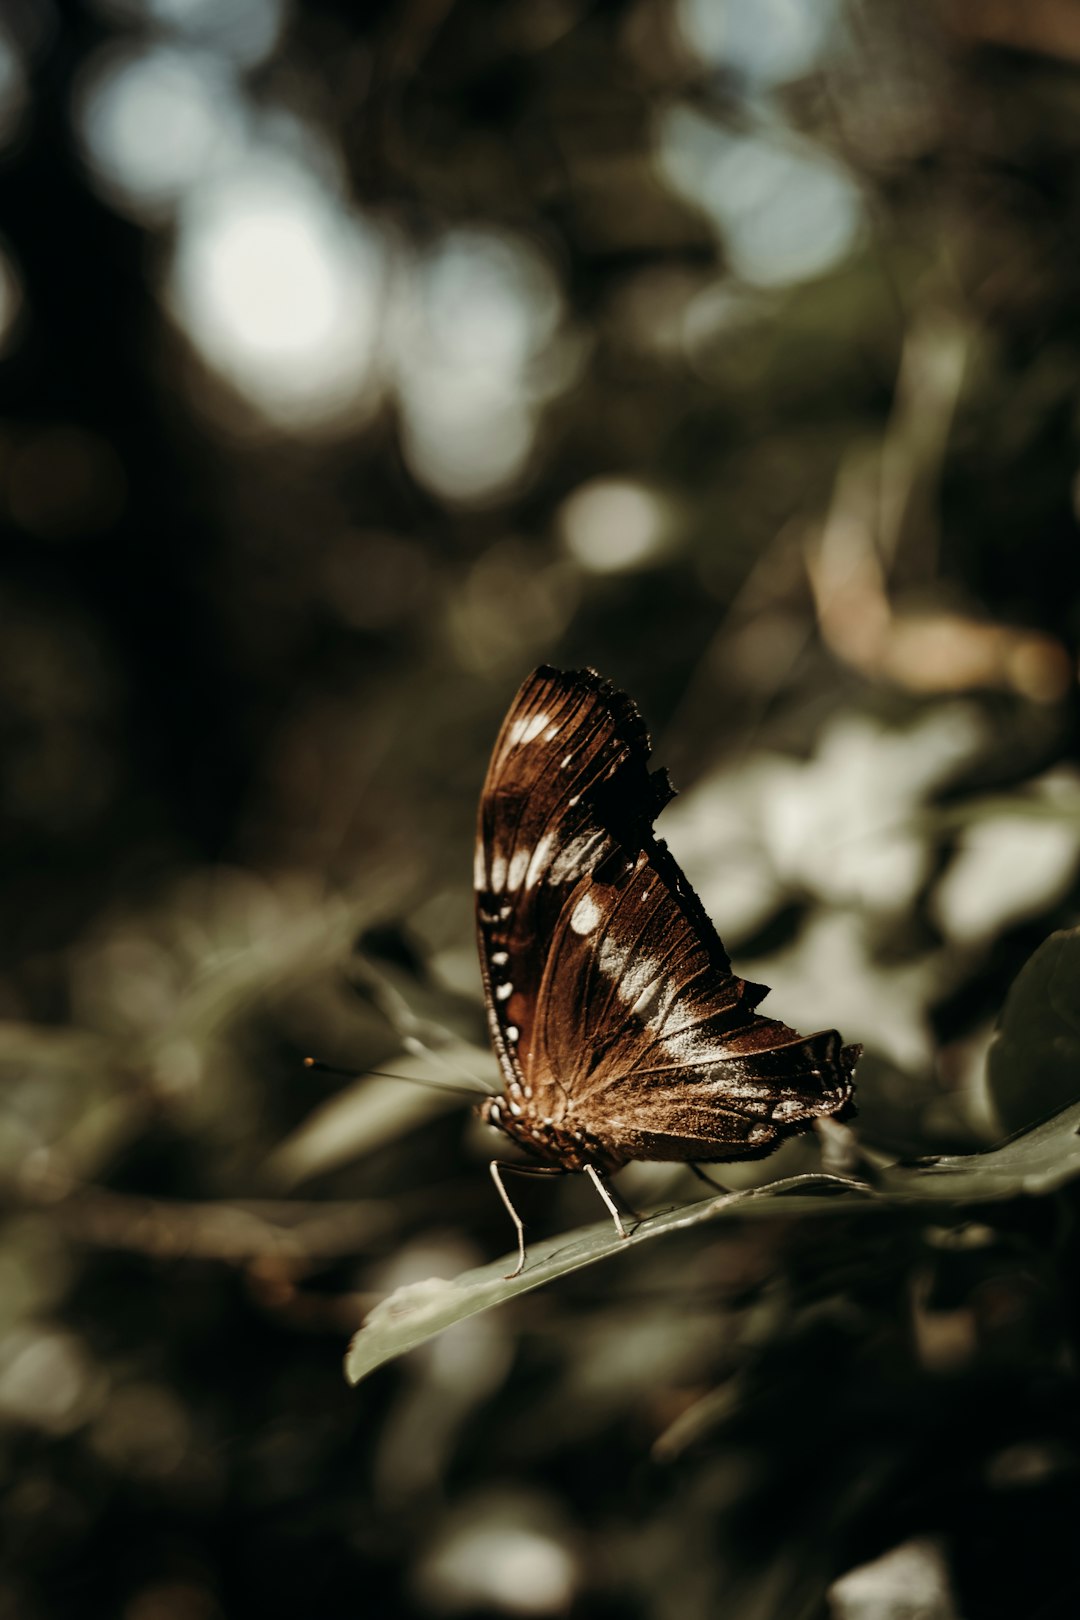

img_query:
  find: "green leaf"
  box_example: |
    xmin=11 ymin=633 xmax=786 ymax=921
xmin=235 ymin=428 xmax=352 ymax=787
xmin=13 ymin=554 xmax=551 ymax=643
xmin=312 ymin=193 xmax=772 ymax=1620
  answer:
xmin=987 ymin=925 xmax=1080 ymax=1135
xmin=345 ymin=1097 xmax=1080 ymax=1384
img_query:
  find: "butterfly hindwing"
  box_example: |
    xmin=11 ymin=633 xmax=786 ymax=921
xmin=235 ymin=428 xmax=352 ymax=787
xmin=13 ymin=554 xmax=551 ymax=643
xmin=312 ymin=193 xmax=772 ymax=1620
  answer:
xmin=533 ymin=848 xmax=856 ymax=1166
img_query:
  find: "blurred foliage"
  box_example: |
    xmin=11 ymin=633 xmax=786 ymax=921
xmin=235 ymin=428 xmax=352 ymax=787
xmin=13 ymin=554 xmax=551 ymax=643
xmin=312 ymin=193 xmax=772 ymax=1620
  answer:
xmin=1 ymin=1 xmax=1080 ymax=1617
xmin=988 ymin=924 xmax=1080 ymax=1135
xmin=345 ymin=1086 xmax=1080 ymax=1383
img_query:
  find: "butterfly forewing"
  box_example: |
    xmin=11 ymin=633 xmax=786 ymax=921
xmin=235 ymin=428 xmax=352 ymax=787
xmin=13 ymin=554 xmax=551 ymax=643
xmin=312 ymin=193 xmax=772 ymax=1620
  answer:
xmin=474 ymin=667 xmax=642 ymax=1086
xmin=475 ymin=665 xmax=858 ymax=1174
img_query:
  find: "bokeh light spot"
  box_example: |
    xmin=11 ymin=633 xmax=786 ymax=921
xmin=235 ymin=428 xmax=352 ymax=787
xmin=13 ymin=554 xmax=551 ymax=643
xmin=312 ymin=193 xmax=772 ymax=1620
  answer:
xmin=658 ymin=107 xmax=862 ymax=287
xmin=0 ymin=1326 xmax=97 ymax=1433
xmin=167 ymin=155 xmax=385 ymax=430
xmin=416 ymin=1496 xmax=580 ymax=1616
xmin=400 ymin=378 xmax=535 ymax=504
xmin=558 ymin=478 xmax=675 ymax=573
xmin=421 ymin=229 xmax=562 ymax=373
xmin=74 ymin=43 xmax=244 ymax=221
xmin=395 ymin=228 xmax=565 ymax=503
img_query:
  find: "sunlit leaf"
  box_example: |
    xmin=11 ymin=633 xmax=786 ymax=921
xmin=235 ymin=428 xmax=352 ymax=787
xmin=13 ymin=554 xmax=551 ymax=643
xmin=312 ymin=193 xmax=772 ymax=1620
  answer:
xmin=987 ymin=925 xmax=1080 ymax=1135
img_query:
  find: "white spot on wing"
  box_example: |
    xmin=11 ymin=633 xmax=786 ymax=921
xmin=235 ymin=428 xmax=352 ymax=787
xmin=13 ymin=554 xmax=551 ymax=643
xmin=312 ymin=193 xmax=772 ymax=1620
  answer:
xmin=525 ymin=831 xmax=555 ymax=888
xmin=570 ymin=893 xmax=602 ymax=935
xmin=596 ymin=932 xmax=632 ymax=980
xmin=491 ymin=950 xmax=508 ymax=965
xmin=473 ymin=843 xmax=487 ymax=889
xmin=598 ymin=946 xmax=663 ymax=1017
xmin=496 ymin=982 xmax=512 ymax=1000
xmin=595 ymin=938 xmax=698 ymax=1049
xmin=490 ymin=852 xmax=507 ymax=892
xmin=506 ymin=1025 xmax=519 ymax=1043
xmin=548 ymin=830 xmax=606 ymax=885
xmin=508 ymin=712 xmax=549 ymax=746
xmin=506 ymin=847 xmax=529 ymax=890
xmin=658 ymin=1025 xmax=714 ymax=1065
xmin=544 ymin=723 xmax=560 ymax=741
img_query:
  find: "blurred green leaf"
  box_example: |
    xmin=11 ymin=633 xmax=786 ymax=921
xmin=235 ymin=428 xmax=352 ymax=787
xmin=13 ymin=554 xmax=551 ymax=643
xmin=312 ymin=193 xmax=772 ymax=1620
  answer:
xmin=987 ymin=925 xmax=1080 ymax=1135
xmin=346 ymin=1097 xmax=1080 ymax=1383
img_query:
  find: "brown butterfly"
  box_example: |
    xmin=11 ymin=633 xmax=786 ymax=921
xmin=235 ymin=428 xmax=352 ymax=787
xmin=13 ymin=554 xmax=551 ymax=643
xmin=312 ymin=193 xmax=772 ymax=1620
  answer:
xmin=474 ymin=666 xmax=859 ymax=1275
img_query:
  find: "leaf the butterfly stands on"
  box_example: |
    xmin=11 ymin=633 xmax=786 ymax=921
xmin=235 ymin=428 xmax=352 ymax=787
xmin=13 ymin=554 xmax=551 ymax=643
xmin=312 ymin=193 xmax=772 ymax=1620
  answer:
xmin=474 ymin=666 xmax=860 ymax=1274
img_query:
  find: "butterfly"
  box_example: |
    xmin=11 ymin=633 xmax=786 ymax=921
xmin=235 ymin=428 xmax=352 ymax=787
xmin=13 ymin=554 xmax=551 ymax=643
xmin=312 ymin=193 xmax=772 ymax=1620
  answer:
xmin=474 ymin=665 xmax=860 ymax=1275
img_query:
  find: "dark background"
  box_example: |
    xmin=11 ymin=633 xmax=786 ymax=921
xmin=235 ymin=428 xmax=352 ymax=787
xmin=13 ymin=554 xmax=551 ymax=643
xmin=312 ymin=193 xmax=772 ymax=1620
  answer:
xmin=2 ymin=2 xmax=1080 ymax=1616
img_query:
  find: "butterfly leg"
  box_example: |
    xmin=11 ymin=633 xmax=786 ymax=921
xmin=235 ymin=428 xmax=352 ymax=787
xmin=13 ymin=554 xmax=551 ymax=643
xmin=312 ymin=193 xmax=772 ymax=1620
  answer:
xmin=583 ymin=1164 xmax=629 ymax=1241
xmin=489 ymin=1161 xmax=566 ymax=1280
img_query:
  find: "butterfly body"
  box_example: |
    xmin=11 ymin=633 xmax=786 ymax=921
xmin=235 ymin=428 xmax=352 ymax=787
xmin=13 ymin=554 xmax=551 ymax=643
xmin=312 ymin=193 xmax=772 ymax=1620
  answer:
xmin=474 ymin=666 xmax=859 ymax=1269
xmin=479 ymin=1097 xmax=620 ymax=1174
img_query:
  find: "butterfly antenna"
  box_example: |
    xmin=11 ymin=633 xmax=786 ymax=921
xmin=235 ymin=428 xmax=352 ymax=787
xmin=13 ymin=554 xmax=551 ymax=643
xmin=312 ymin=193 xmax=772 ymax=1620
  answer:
xmin=356 ymin=962 xmax=493 ymax=1093
xmin=302 ymin=1056 xmax=488 ymax=1100
xmin=398 ymin=1032 xmax=494 ymax=1093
